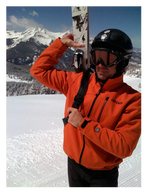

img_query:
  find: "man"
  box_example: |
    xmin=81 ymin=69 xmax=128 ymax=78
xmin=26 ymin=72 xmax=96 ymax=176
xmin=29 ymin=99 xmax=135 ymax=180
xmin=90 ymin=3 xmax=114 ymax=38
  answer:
xmin=30 ymin=29 xmax=141 ymax=187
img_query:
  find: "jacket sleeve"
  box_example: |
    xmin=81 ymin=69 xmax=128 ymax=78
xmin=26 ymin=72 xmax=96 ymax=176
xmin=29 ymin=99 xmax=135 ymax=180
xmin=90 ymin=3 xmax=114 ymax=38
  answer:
xmin=78 ymin=94 xmax=141 ymax=159
xmin=30 ymin=38 xmax=73 ymax=96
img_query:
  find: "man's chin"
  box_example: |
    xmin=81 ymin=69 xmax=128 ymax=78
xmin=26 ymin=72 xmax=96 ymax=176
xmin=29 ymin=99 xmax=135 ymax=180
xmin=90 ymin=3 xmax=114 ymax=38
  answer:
xmin=97 ymin=72 xmax=108 ymax=81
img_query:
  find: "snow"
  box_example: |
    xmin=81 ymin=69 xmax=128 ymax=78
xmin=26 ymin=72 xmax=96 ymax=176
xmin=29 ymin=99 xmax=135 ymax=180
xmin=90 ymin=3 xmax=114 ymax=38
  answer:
xmin=6 ymin=95 xmax=68 ymax=187
xmin=6 ymin=75 xmax=141 ymax=187
xmin=7 ymin=95 xmax=65 ymax=138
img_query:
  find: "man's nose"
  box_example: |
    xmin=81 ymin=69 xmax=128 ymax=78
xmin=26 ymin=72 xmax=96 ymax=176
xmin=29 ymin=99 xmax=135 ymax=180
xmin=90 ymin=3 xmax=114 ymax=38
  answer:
xmin=97 ymin=63 xmax=107 ymax=68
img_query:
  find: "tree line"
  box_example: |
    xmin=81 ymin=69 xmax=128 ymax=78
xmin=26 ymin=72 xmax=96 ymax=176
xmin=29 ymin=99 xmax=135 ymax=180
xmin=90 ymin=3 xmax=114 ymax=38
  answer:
xmin=6 ymin=62 xmax=61 ymax=96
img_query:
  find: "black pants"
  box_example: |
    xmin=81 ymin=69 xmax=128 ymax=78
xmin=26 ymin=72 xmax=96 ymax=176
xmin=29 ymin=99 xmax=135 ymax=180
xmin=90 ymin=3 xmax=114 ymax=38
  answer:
xmin=68 ymin=157 xmax=119 ymax=187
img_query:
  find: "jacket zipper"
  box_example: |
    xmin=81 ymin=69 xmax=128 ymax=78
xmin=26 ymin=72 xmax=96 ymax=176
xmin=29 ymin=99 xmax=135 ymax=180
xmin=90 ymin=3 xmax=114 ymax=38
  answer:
xmin=79 ymin=86 xmax=103 ymax=164
xmin=79 ymin=135 xmax=85 ymax=164
xmin=97 ymin=97 xmax=109 ymax=122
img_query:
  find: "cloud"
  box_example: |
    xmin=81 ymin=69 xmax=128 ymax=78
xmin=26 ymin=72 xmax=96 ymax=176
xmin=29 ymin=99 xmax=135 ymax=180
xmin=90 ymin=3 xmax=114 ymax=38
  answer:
xmin=7 ymin=15 xmax=43 ymax=30
xmin=29 ymin=11 xmax=39 ymax=17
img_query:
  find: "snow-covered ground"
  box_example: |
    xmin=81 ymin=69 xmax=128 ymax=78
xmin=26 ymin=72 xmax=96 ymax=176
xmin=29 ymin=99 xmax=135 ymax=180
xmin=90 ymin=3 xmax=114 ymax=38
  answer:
xmin=6 ymin=75 xmax=141 ymax=187
xmin=6 ymin=74 xmax=33 ymax=83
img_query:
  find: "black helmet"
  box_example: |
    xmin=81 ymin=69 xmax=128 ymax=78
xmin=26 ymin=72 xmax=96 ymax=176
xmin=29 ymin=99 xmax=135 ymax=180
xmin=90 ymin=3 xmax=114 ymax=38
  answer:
xmin=91 ymin=29 xmax=133 ymax=73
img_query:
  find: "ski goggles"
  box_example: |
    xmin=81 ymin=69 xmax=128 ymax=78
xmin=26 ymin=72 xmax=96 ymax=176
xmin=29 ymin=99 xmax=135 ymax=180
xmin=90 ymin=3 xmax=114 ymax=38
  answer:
xmin=92 ymin=49 xmax=120 ymax=67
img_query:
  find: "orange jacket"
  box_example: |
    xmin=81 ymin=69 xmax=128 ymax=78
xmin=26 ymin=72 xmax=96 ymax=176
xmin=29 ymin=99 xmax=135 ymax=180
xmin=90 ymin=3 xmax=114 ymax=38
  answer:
xmin=30 ymin=38 xmax=141 ymax=170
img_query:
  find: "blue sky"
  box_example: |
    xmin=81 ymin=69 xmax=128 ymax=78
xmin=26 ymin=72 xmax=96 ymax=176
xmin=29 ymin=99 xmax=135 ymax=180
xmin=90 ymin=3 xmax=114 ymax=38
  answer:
xmin=6 ymin=6 xmax=141 ymax=48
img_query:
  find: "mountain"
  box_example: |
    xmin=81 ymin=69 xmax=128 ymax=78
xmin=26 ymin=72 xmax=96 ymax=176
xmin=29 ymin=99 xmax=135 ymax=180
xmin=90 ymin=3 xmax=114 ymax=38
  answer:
xmin=131 ymin=48 xmax=141 ymax=63
xmin=6 ymin=27 xmax=74 ymax=71
xmin=7 ymin=27 xmax=68 ymax=50
xmin=6 ymin=28 xmax=75 ymax=96
xmin=4 ymin=28 xmax=144 ymax=96
xmin=6 ymin=27 xmax=141 ymax=68
xmin=6 ymin=27 xmax=141 ymax=64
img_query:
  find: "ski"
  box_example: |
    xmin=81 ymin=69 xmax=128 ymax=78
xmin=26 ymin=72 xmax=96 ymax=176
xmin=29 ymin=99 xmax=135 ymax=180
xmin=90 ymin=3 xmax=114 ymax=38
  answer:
xmin=71 ymin=6 xmax=89 ymax=72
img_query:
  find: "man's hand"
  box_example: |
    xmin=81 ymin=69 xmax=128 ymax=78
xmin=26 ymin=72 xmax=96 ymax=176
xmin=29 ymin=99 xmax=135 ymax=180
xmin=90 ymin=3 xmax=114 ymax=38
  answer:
xmin=67 ymin=107 xmax=84 ymax=128
xmin=61 ymin=33 xmax=85 ymax=48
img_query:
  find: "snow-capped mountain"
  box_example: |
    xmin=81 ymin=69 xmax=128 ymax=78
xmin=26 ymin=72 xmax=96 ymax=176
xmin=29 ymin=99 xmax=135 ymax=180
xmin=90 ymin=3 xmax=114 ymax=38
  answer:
xmin=6 ymin=28 xmax=74 ymax=70
xmin=6 ymin=27 xmax=141 ymax=70
xmin=6 ymin=27 xmax=69 ymax=50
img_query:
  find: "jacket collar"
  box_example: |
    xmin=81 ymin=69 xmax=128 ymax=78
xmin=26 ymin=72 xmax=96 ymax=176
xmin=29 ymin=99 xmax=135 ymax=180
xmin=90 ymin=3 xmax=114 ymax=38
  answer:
xmin=103 ymin=74 xmax=123 ymax=91
xmin=94 ymin=72 xmax=123 ymax=91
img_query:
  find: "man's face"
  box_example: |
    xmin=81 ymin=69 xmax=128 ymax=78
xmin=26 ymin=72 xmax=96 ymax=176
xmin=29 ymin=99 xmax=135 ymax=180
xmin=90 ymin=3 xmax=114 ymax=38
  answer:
xmin=93 ymin=49 xmax=118 ymax=80
xmin=95 ymin=63 xmax=117 ymax=81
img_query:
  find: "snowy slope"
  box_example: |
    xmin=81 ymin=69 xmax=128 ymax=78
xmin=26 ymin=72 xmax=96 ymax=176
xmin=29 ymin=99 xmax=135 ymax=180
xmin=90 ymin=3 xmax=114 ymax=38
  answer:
xmin=123 ymin=74 xmax=141 ymax=92
xmin=6 ymin=76 xmax=141 ymax=187
xmin=7 ymin=95 xmax=68 ymax=187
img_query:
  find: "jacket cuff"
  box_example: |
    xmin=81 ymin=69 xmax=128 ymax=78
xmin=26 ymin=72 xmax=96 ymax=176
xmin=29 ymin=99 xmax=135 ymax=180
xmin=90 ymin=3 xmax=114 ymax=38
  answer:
xmin=80 ymin=117 xmax=91 ymax=128
xmin=78 ymin=117 xmax=91 ymax=130
xmin=57 ymin=37 xmax=68 ymax=50
xmin=49 ymin=37 xmax=68 ymax=55
xmin=78 ymin=117 xmax=101 ymax=134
